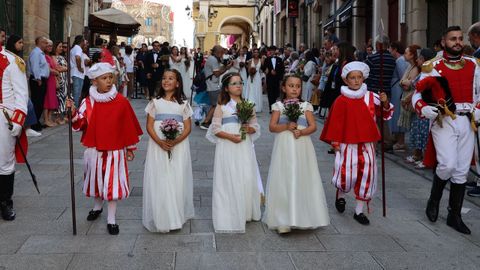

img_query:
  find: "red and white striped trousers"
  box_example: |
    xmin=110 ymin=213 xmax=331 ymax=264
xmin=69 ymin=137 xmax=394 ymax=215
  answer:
xmin=332 ymin=142 xmax=377 ymax=201
xmin=83 ymin=148 xmax=130 ymax=201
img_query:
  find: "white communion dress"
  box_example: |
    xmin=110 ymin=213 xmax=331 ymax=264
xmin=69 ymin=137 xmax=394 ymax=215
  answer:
xmin=206 ymin=99 xmax=262 ymax=233
xmin=263 ymin=101 xmax=330 ymax=230
xmin=142 ymin=98 xmax=195 ymax=232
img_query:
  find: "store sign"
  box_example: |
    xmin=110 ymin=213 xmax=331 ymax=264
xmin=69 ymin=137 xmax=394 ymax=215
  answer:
xmin=287 ymin=0 xmax=299 ymax=18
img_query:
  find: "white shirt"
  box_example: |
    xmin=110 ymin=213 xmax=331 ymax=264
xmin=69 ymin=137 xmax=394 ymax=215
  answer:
xmin=81 ymin=53 xmax=90 ymax=76
xmin=124 ymin=54 xmax=134 ymax=73
xmin=271 ymin=57 xmax=276 ymax=69
xmin=70 ymin=45 xmax=84 ymax=78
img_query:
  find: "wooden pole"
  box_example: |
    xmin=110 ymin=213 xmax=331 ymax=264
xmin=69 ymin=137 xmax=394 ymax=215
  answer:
xmin=66 ymin=18 xmax=77 ymax=235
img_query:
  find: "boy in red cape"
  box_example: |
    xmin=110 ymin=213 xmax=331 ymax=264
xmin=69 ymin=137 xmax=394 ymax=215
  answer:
xmin=68 ymin=63 xmax=143 ymax=235
xmin=320 ymin=61 xmax=393 ymax=225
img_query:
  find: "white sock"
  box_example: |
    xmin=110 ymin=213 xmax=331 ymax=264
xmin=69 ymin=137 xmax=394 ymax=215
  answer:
xmin=107 ymin=201 xmax=117 ymax=224
xmin=93 ymin=198 xmax=103 ymax=211
xmin=337 ymin=190 xmax=345 ymax=199
xmin=355 ymin=200 xmax=364 ymax=215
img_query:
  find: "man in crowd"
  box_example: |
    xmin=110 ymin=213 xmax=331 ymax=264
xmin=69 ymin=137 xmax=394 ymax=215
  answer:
xmin=263 ymin=45 xmax=285 ymax=112
xmin=468 ymin=21 xmax=480 ymax=58
xmin=70 ymin=35 xmax=86 ymax=107
xmin=364 ymin=35 xmax=397 ymax=148
xmin=200 ymin=45 xmax=233 ymax=130
xmin=144 ymin=41 xmax=165 ymax=99
xmin=0 ymin=28 xmax=29 ymax=220
xmin=27 ymin=36 xmax=49 ymax=131
xmin=412 ymin=26 xmax=480 ymax=235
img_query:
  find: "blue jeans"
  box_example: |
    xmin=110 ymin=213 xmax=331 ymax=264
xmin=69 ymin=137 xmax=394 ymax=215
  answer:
xmin=72 ymin=76 xmax=84 ymax=107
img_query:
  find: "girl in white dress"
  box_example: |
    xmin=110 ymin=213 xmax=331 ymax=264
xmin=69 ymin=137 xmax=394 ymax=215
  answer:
xmin=206 ymin=72 xmax=262 ymax=233
xmin=246 ymin=48 xmax=263 ymax=112
xmin=180 ymin=47 xmax=193 ymax=98
xmin=143 ymin=69 xmax=194 ymax=232
xmin=263 ymin=74 xmax=330 ymax=234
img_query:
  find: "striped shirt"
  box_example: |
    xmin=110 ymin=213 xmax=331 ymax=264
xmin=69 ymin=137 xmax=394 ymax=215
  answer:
xmin=364 ymin=51 xmax=396 ymax=93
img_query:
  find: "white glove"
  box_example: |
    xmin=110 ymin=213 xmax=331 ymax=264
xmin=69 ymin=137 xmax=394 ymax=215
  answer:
xmin=421 ymin=105 xmax=439 ymax=120
xmin=10 ymin=122 xmax=22 ymax=137
xmin=474 ymin=108 xmax=480 ymax=122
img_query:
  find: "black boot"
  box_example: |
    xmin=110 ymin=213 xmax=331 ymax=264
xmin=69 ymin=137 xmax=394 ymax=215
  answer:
xmin=0 ymin=173 xmax=16 ymax=221
xmin=426 ymin=174 xmax=448 ymax=222
xmin=446 ymin=183 xmax=471 ymax=234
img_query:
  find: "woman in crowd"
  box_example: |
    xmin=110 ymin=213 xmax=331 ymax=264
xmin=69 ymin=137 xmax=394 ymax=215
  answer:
xmin=245 ymin=48 xmax=264 ymax=112
xmin=407 ymin=48 xmax=435 ymax=169
xmin=180 ymin=47 xmax=193 ymax=98
xmin=43 ymin=39 xmax=59 ymax=127
xmin=397 ymin=45 xmax=421 ymax=154
xmin=52 ymin=41 xmax=68 ymax=125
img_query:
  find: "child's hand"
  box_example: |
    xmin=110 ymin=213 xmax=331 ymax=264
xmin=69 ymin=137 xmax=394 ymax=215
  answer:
xmin=126 ymin=150 xmax=135 ymax=161
xmin=242 ymin=124 xmax=255 ymax=134
xmin=332 ymin=142 xmax=340 ymax=152
xmin=293 ymin=129 xmax=302 ymax=139
xmin=379 ymin=92 xmax=388 ymax=103
xmin=158 ymin=140 xmax=172 ymax=151
xmin=287 ymin=122 xmax=297 ymax=131
xmin=66 ymin=98 xmax=76 ymax=114
xmin=229 ymin=134 xmax=242 ymax=144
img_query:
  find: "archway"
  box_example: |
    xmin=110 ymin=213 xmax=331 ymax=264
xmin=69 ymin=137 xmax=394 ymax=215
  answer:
xmin=218 ymin=16 xmax=253 ymax=48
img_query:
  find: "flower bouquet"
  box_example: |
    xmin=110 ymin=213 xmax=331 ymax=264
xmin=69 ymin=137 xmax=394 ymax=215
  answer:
xmin=235 ymin=100 xmax=256 ymax=140
xmin=283 ymin=98 xmax=304 ymax=125
xmin=160 ymin=119 xmax=182 ymax=160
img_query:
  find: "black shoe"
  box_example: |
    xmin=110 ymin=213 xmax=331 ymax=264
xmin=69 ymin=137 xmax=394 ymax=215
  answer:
xmin=195 ymin=121 xmax=200 ymax=126
xmin=335 ymin=198 xmax=346 ymax=213
xmin=0 ymin=201 xmax=15 ymax=221
xmin=87 ymin=209 xmax=103 ymax=221
xmin=467 ymin=186 xmax=480 ymax=197
xmin=446 ymin=183 xmax=471 ymax=235
xmin=465 ymin=181 xmax=477 ymax=190
xmin=426 ymin=174 xmax=448 ymax=222
xmin=107 ymin=224 xmax=119 ymax=235
xmin=327 ymin=149 xmax=335 ymax=154
xmin=199 ymin=122 xmax=210 ymax=130
xmin=353 ymin=213 xmax=370 ymax=225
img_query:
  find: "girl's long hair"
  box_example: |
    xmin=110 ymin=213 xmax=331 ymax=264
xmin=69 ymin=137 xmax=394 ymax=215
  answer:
xmin=157 ymin=69 xmax=186 ymax=104
xmin=279 ymin=74 xmax=303 ymax=101
xmin=218 ymin=72 xmax=243 ymax=105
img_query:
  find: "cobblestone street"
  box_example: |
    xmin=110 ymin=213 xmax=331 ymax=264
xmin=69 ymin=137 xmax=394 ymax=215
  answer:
xmin=1 ymin=98 xmax=480 ymax=270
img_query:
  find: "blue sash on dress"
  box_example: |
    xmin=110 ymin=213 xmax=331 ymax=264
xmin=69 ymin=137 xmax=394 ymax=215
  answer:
xmin=222 ymin=115 xmax=239 ymax=124
xmin=155 ymin=113 xmax=183 ymax=122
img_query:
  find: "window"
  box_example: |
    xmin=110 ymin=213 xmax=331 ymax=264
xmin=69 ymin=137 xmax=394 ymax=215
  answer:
xmin=0 ymin=0 xmax=22 ymax=36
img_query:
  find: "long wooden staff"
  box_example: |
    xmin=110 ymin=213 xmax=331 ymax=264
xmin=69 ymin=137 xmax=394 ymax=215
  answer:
xmin=378 ymin=21 xmax=387 ymax=217
xmin=66 ymin=17 xmax=77 ymax=235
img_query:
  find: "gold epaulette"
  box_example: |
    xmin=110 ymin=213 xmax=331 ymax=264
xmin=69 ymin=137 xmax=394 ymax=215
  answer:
xmin=5 ymin=49 xmax=26 ymax=73
xmin=421 ymin=56 xmax=441 ymax=73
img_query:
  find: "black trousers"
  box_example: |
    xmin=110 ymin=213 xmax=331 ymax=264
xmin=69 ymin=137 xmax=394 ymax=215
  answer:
xmin=29 ymin=77 xmax=47 ymax=131
xmin=147 ymin=79 xmax=160 ymax=98
xmin=267 ymin=84 xmax=280 ymax=110
xmin=0 ymin=173 xmax=14 ymax=202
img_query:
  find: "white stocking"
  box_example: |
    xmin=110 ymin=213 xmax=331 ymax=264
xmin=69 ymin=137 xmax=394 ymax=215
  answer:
xmin=355 ymin=200 xmax=364 ymax=215
xmin=93 ymin=198 xmax=103 ymax=211
xmin=107 ymin=201 xmax=117 ymax=224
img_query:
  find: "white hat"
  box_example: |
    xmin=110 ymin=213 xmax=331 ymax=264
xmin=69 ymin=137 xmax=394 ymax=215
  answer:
xmin=87 ymin=62 xmax=116 ymax=79
xmin=341 ymin=61 xmax=370 ymax=79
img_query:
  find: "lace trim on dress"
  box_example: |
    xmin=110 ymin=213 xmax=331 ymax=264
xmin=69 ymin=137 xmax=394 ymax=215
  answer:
xmin=89 ymin=85 xmax=118 ymax=103
xmin=340 ymin=83 xmax=368 ymax=99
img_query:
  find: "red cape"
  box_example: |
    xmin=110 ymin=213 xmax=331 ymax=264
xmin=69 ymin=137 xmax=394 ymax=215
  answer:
xmin=320 ymin=94 xmax=381 ymax=144
xmin=82 ymin=94 xmax=143 ymax=150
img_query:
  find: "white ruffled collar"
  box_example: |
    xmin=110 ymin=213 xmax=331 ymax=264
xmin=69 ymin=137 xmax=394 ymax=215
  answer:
xmin=225 ymin=99 xmax=238 ymax=114
xmin=89 ymin=85 xmax=118 ymax=103
xmin=340 ymin=84 xmax=368 ymax=99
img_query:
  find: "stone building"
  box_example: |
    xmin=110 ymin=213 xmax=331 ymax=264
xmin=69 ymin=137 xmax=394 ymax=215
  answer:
xmin=193 ymin=0 xmax=256 ymax=51
xmin=256 ymin=0 xmax=480 ymax=52
xmin=0 ymin=0 xmax=109 ymax=54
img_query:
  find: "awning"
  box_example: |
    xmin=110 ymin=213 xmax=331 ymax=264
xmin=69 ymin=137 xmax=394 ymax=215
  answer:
xmin=89 ymin=8 xmax=141 ymax=37
xmin=322 ymin=0 xmax=353 ymax=29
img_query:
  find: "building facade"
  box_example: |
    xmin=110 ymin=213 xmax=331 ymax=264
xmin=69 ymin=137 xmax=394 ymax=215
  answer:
xmin=193 ymin=0 xmax=256 ymax=52
xmin=257 ymin=0 xmax=480 ymax=52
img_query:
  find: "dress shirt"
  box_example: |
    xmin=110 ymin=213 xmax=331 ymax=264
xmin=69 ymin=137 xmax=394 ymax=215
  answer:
xmin=27 ymin=47 xmax=49 ymax=80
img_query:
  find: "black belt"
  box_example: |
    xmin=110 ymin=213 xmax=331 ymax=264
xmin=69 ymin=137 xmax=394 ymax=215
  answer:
xmin=456 ymin=112 xmax=470 ymax=116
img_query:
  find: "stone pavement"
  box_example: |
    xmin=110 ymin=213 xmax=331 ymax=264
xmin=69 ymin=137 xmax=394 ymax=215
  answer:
xmin=2 ymin=97 xmax=480 ymax=270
